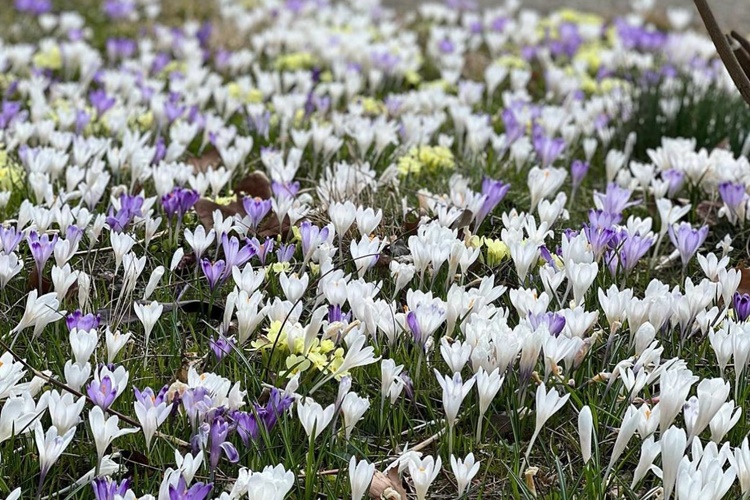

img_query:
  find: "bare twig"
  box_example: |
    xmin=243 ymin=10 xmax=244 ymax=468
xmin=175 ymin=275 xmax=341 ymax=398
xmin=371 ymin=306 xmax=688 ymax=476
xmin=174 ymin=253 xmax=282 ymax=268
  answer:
xmin=0 ymin=338 xmax=189 ymax=447
xmin=694 ymin=0 xmax=750 ymax=106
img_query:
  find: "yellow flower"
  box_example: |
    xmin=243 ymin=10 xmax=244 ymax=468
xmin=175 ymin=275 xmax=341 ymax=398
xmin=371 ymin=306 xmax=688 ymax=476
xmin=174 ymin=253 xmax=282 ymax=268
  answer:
xmin=319 ymin=339 xmax=335 ymax=354
xmin=495 ymin=55 xmax=529 ymax=71
xmin=137 ymin=111 xmax=154 ymax=130
xmin=271 ymin=261 xmax=291 ymax=274
xmin=361 ymin=97 xmax=386 ymax=115
xmin=468 ymin=235 xmax=483 ymax=248
xmin=0 ymin=156 xmax=25 ymax=191
xmin=285 ymin=354 xmax=311 ymax=375
xmin=405 ymin=70 xmax=422 ymax=86
xmin=484 ymin=238 xmax=509 ymax=266
xmin=252 ymin=320 xmax=283 ymax=350
xmin=397 ymin=154 xmax=422 ymax=176
xmin=397 ymin=145 xmax=455 ymax=177
xmin=274 ymin=52 xmax=317 ymax=71
xmin=309 ymin=262 xmax=320 ymax=276
xmin=33 ymin=45 xmax=62 ymax=70
xmin=573 ymin=44 xmax=603 ymax=73
xmin=290 ymin=225 xmax=302 ymax=242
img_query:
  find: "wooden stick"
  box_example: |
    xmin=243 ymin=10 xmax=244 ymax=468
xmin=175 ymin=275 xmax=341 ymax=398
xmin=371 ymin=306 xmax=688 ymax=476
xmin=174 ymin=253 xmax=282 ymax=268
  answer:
xmin=694 ymin=0 xmax=750 ymax=106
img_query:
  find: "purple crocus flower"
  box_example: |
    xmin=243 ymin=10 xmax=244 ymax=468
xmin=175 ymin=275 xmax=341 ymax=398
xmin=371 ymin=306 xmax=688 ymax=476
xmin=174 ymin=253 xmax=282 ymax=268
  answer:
xmin=502 ymin=109 xmax=524 ymax=146
xmin=299 ymin=221 xmax=329 ymax=260
xmin=27 ymin=231 xmax=57 ymax=274
xmin=221 ymin=235 xmax=255 ymax=272
xmin=209 ymin=334 xmax=234 ymax=360
xmin=206 ymin=416 xmax=239 ymax=472
xmin=438 ymin=38 xmax=455 ymax=54
xmin=400 ymin=371 xmax=415 ymax=401
xmin=66 ymin=310 xmax=101 ymax=332
xmin=251 ymin=237 xmax=274 ymax=265
xmin=619 ymin=233 xmax=654 ymax=272
xmin=90 ymin=89 xmax=116 ymax=116
xmin=406 ymin=311 xmax=422 ymax=347
xmin=232 ymin=410 xmax=260 ymax=445
xmin=183 ymin=391 xmax=213 ymax=430
xmin=242 ymin=197 xmax=272 ymax=232
xmin=14 ymin=0 xmax=51 ymax=15
xmin=92 ymin=477 xmax=131 ymax=500
xmin=168 ymin=476 xmax=213 ymax=500
xmin=594 ymin=183 xmax=639 ymax=215
xmin=662 ymin=169 xmax=685 ymax=198
xmin=152 ymin=135 xmax=167 ymax=165
xmin=201 ymin=259 xmax=226 ymax=290
xmin=0 ymin=226 xmax=24 ymax=253
xmin=134 ymin=385 xmax=170 ymax=407
xmin=719 ymin=181 xmax=747 ymax=215
xmin=263 ymin=387 xmax=294 ymax=428
xmin=161 ymin=187 xmax=199 ymax=222
xmin=271 ymin=181 xmax=300 ymax=199
xmin=583 ymin=225 xmax=617 ymax=261
xmin=734 ymin=292 xmax=750 ymax=322
xmin=75 ymin=110 xmax=90 ymax=135
xmin=475 ymin=177 xmax=510 ymax=228
xmin=528 ymin=311 xmax=566 ymax=337
xmin=668 ymin=222 xmax=709 ymax=268
xmin=87 ymin=376 xmax=118 ymax=410
xmin=571 ymin=160 xmax=589 ymax=191
xmin=106 ymin=38 xmax=137 ymax=61
xmin=103 ymin=0 xmax=136 ymax=20
xmin=328 ymin=304 xmax=346 ymax=323
xmin=165 ymin=93 xmax=185 ymax=123
xmin=276 ymin=243 xmax=295 ymax=263
xmin=532 ymin=125 xmax=566 ymax=168
xmin=587 ymin=210 xmax=622 ymax=230
xmin=0 ymin=101 xmax=22 ymax=129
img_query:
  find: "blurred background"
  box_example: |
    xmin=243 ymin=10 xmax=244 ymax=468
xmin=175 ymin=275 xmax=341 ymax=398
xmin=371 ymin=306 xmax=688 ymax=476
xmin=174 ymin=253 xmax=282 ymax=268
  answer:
xmin=381 ymin=0 xmax=748 ymax=31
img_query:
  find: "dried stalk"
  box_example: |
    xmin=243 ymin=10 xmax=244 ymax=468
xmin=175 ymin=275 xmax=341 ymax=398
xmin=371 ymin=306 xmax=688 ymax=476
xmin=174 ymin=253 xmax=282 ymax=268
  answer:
xmin=694 ymin=0 xmax=750 ymax=106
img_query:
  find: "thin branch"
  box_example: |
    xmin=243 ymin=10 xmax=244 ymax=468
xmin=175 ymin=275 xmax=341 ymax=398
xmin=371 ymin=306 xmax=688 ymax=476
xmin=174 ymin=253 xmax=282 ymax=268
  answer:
xmin=694 ymin=0 xmax=750 ymax=106
xmin=0 ymin=338 xmax=189 ymax=447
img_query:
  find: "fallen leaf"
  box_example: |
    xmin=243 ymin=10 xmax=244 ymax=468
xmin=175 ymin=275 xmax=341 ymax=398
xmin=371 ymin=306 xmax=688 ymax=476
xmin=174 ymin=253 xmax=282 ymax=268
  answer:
xmin=233 ymin=171 xmax=272 ymax=199
xmin=737 ymin=266 xmax=750 ymax=296
xmin=187 ymin=148 xmax=223 ymax=174
xmin=368 ymin=468 xmax=407 ymax=499
xmin=695 ymin=200 xmax=722 ymax=226
xmin=193 ymin=198 xmax=245 ymax=229
xmin=257 ymin=213 xmax=291 ymax=239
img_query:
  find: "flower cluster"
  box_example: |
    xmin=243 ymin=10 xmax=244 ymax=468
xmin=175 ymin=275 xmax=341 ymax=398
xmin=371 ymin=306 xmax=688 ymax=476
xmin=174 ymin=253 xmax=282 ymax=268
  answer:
xmin=3 ymin=0 xmax=750 ymax=499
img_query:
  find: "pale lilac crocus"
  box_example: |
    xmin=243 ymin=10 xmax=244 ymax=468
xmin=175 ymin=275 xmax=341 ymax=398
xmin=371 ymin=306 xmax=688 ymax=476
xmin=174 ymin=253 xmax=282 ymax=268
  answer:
xmin=87 ymin=375 xmax=118 ymax=410
xmin=242 ymin=197 xmax=272 ymax=232
xmin=475 ymin=177 xmax=510 ymax=228
xmin=570 ymin=160 xmax=589 ymax=193
xmin=0 ymin=226 xmax=24 ymax=254
xmin=28 ymin=231 xmax=57 ymax=275
xmin=668 ymin=222 xmax=709 ymax=268
xmin=221 ymin=235 xmax=255 ymax=273
xmin=200 ymin=259 xmax=226 ymax=290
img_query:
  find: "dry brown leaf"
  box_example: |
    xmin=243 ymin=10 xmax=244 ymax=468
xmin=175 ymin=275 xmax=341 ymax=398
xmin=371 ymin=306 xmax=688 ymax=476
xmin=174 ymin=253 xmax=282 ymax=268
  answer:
xmin=187 ymin=148 xmax=223 ymax=174
xmin=368 ymin=468 xmax=407 ymax=499
xmin=695 ymin=200 xmax=722 ymax=226
xmin=257 ymin=213 xmax=291 ymax=239
xmin=737 ymin=267 xmax=750 ymax=295
xmin=193 ymin=198 xmax=245 ymax=229
xmin=233 ymin=171 xmax=272 ymax=199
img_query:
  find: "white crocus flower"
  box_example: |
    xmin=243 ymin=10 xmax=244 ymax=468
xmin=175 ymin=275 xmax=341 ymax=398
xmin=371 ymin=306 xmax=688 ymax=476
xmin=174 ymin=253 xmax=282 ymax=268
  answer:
xmin=450 ymin=453 xmax=480 ymax=497
xmin=88 ymin=406 xmax=138 ymax=468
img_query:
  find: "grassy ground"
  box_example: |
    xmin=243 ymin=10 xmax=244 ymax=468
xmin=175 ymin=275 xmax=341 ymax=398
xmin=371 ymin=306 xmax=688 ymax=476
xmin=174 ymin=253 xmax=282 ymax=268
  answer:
xmin=2 ymin=1 xmax=750 ymax=499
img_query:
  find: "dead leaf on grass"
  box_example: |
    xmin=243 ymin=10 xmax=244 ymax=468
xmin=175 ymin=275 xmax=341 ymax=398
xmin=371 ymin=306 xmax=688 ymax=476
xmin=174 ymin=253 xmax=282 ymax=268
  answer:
xmin=187 ymin=148 xmax=223 ymax=174
xmin=369 ymin=468 xmax=407 ymax=499
xmin=233 ymin=171 xmax=272 ymax=199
